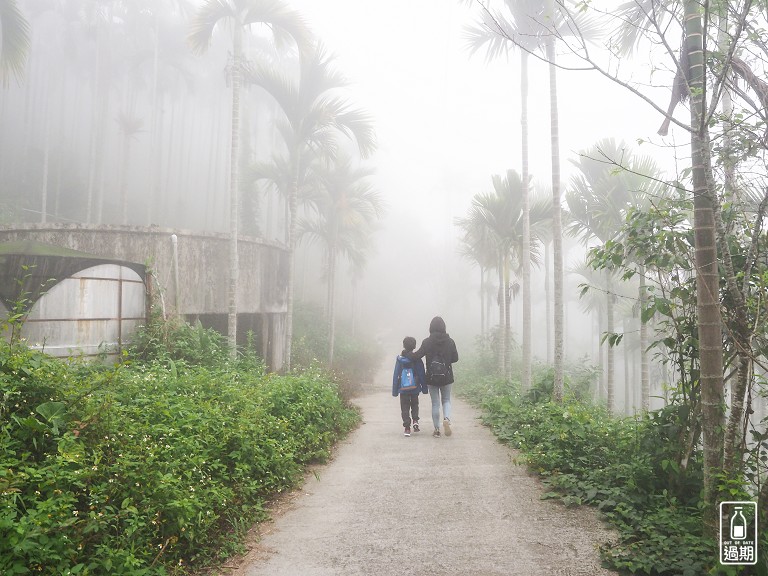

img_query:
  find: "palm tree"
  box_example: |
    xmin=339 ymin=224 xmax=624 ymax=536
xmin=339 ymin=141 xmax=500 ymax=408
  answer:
xmin=570 ymin=260 xmax=608 ymax=400
xmin=299 ymin=155 xmax=383 ymax=367
xmin=244 ymin=43 xmax=376 ymax=371
xmin=542 ymin=0 xmax=565 ymax=402
xmin=188 ymin=0 xmax=311 ymax=356
xmin=681 ymin=0 xmax=724 ymax=520
xmin=465 ymin=0 xmax=600 ymax=400
xmin=566 ymin=138 xmax=663 ymax=412
xmin=456 ymin=170 xmax=550 ymax=379
xmin=456 ymin=220 xmax=497 ymax=340
xmin=0 ymin=0 xmax=30 ymax=87
xmin=611 ymin=0 xmax=729 ymax=516
xmin=464 ymin=0 xmax=543 ymax=392
xmin=457 ymin=180 xmax=514 ymax=376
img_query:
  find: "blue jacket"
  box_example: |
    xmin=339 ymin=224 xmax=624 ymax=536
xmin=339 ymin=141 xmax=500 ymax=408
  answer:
xmin=392 ymin=352 xmax=427 ymax=397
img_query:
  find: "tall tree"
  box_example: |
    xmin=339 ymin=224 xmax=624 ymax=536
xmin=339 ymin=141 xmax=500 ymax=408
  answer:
xmin=562 ymin=0 xmax=768 ymax=523
xmin=544 ymin=0 xmax=565 ymax=402
xmin=456 ymin=217 xmax=497 ymax=341
xmin=464 ymin=0 xmax=543 ymax=392
xmin=456 ymin=171 xmax=550 ymax=379
xmin=566 ymin=138 xmax=664 ymax=412
xmin=189 ymin=0 xmax=310 ymax=356
xmin=682 ymin=0 xmax=724 ymax=522
xmin=467 ymin=0 xmax=600 ymax=400
xmin=299 ymin=155 xmax=382 ymax=367
xmin=245 ymin=43 xmax=375 ymax=371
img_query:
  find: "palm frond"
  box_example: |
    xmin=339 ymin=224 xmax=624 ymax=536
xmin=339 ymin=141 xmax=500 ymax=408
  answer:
xmin=188 ymin=0 xmax=234 ymax=55
xmin=248 ymin=155 xmax=292 ymax=196
xmin=332 ymin=107 xmax=377 ymax=158
xmin=300 ymin=42 xmax=348 ymax=98
xmin=611 ymin=0 xmax=674 ymax=57
xmin=243 ymin=0 xmax=312 ymax=54
xmin=242 ymin=60 xmax=299 ymax=117
xmin=0 ymin=0 xmax=31 ymax=86
xmin=464 ymin=13 xmax=512 ymax=62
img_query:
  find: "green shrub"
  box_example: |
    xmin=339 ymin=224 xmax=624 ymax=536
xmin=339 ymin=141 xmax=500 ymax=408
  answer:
xmin=126 ymin=314 xmax=230 ymax=368
xmin=457 ymin=349 xmax=721 ymax=575
xmin=0 ymin=342 xmax=359 ymax=575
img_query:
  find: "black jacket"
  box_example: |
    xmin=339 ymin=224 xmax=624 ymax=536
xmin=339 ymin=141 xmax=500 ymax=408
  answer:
xmin=413 ymin=316 xmax=459 ymax=386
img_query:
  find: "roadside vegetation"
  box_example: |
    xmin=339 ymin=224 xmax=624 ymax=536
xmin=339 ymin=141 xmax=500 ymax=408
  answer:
xmin=457 ymin=349 xmax=767 ymax=576
xmin=0 ymin=312 xmax=366 ymax=576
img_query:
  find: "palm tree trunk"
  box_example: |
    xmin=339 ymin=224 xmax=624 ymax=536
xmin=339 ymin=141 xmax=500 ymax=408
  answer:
xmin=547 ymin=38 xmax=564 ymax=402
xmin=486 ymin=273 xmax=494 ymax=345
xmin=327 ymin=246 xmax=337 ymax=367
xmin=227 ymin=26 xmax=243 ymax=357
xmin=521 ymin=50 xmax=532 ymax=393
xmin=86 ymin=31 xmax=103 ymax=225
xmin=640 ymin=265 xmax=650 ymax=411
xmin=711 ymin=9 xmax=752 ymax=478
xmin=623 ymin=318 xmax=631 ymax=414
xmin=284 ymin=157 xmax=302 ymax=372
xmin=545 ymin=241 xmax=552 ymax=363
xmin=597 ymin=307 xmax=605 ymax=402
xmin=497 ymin=261 xmax=506 ymax=376
xmin=684 ymin=0 xmax=724 ymax=527
xmin=606 ymin=273 xmax=615 ymax=412
xmin=480 ymin=266 xmax=486 ymax=338
xmin=504 ymin=257 xmax=512 ymax=381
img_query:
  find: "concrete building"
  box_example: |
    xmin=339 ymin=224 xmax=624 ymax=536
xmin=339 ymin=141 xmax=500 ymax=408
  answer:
xmin=0 ymin=224 xmax=289 ymax=370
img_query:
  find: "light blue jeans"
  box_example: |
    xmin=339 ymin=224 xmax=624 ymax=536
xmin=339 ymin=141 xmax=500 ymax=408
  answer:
xmin=428 ymin=384 xmax=452 ymax=430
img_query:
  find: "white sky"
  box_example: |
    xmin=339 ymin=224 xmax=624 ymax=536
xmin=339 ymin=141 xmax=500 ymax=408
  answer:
xmin=288 ymin=0 xmax=679 ymax=245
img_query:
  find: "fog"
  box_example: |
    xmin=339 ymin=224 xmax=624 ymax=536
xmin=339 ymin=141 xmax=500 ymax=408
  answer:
xmin=286 ymin=0 xmax=671 ymax=395
xmin=0 ymin=0 xmax=687 ymax=411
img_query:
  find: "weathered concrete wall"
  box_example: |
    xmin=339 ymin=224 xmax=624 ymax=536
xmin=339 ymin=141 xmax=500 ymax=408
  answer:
xmin=0 ymin=224 xmax=288 ymax=316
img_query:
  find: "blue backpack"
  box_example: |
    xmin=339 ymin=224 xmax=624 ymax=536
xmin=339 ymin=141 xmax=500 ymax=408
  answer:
xmin=399 ymin=364 xmax=419 ymax=393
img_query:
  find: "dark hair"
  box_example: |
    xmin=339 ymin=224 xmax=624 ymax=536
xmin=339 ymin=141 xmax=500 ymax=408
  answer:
xmin=402 ymin=336 xmax=416 ymax=351
xmin=429 ymin=316 xmax=446 ymax=333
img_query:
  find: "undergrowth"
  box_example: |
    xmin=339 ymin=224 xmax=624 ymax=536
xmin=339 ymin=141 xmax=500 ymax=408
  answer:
xmin=0 ymin=318 xmax=360 ymax=575
xmin=457 ymin=355 xmax=767 ymax=576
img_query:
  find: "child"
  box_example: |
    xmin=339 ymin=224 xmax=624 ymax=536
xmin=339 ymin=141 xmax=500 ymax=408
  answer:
xmin=392 ymin=336 xmax=427 ymax=436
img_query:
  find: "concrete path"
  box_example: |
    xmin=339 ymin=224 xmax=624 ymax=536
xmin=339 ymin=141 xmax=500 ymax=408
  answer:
xmin=227 ymin=383 xmax=617 ymax=576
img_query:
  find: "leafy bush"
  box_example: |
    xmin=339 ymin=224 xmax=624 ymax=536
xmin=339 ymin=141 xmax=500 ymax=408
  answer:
xmin=456 ymin=351 xmax=727 ymax=575
xmin=0 ymin=341 xmax=359 ymax=575
xmin=126 ymin=313 xmax=230 ymax=368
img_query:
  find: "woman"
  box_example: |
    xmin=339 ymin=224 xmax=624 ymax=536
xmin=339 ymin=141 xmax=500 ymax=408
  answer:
xmin=413 ymin=316 xmax=459 ymax=437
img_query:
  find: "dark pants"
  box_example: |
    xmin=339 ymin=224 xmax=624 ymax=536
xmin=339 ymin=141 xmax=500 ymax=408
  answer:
xmin=400 ymin=394 xmax=420 ymax=427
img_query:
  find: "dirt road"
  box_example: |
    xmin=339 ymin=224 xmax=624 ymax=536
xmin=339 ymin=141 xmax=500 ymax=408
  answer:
xmin=228 ymin=384 xmax=616 ymax=576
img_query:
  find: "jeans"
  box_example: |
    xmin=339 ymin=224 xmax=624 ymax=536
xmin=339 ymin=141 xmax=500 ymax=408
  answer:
xmin=428 ymin=384 xmax=452 ymax=430
xmin=400 ymin=393 xmax=419 ymax=427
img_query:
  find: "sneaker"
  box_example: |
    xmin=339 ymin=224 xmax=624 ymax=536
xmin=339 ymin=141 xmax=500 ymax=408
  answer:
xmin=413 ymin=422 xmax=420 ymax=432
xmin=443 ymin=418 xmax=452 ymax=437
xmin=433 ymin=429 xmax=441 ymax=437
xmin=404 ymin=426 xmax=411 ymax=437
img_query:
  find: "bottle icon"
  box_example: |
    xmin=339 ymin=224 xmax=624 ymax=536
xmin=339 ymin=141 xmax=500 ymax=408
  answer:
xmin=730 ymin=506 xmax=747 ymax=540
